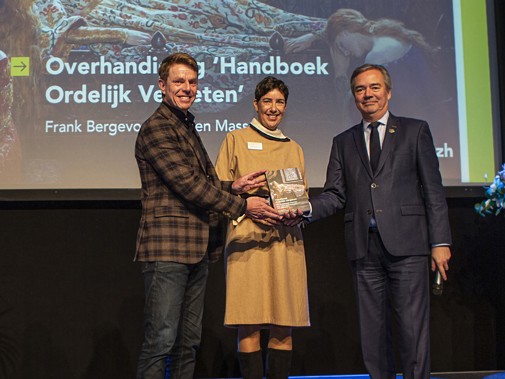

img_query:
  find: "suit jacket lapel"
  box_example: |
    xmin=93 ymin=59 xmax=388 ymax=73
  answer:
xmin=352 ymin=123 xmax=374 ymax=177
xmin=158 ymin=104 xmax=209 ymax=175
xmin=188 ymin=127 xmax=221 ymax=187
xmin=178 ymin=118 xmax=222 ymax=187
xmin=375 ymin=114 xmax=399 ymax=175
xmin=185 ymin=124 xmax=210 ymax=173
xmin=352 ymin=115 xmax=399 ymax=178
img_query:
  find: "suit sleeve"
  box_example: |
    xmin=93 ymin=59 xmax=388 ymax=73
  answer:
xmin=138 ymin=121 xmax=245 ymax=219
xmin=215 ymin=133 xmax=237 ymax=181
xmin=416 ymin=122 xmax=452 ymax=245
xmin=310 ymin=135 xmax=346 ymax=221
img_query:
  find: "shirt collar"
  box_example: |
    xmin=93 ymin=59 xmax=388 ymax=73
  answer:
xmin=363 ymin=111 xmax=390 ymax=131
xmin=163 ymin=101 xmax=195 ymax=128
xmin=250 ymin=118 xmax=289 ymax=140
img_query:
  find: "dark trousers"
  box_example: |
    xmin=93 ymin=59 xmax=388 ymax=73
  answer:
xmin=136 ymin=258 xmax=209 ymax=379
xmin=351 ymin=230 xmax=430 ymax=379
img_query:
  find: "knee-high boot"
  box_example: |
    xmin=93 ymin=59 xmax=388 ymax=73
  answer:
xmin=266 ymin=348 xmax=292 ymax=379
xmin=238 ymin=350 xmax=264 ymax=379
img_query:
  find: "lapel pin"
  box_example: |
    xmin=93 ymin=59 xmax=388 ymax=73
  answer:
xmin=388 ymin=128 xmax=396 ymax=134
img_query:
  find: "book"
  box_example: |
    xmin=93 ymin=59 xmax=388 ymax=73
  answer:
xmin=266 ymin=167 xmax=310 ymax=215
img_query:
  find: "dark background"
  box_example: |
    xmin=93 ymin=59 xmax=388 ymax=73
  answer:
xmin=1 ymin=0 xmax=505 ymax=378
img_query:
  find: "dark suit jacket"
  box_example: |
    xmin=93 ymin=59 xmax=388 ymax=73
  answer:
xmin=134 ymin=102 xmax=245 ymax=264
xmin=311 ymin=114 xmax=452 ymax=261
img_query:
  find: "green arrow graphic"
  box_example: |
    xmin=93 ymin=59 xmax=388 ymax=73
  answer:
xmin=11 ymin=57 xmax=30 ymax=77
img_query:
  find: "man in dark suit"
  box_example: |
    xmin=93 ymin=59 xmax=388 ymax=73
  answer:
xmin=310 ymin=64 xmax=452 ymax=379
xmin=134 ymin=52 xmax=280 ymax=379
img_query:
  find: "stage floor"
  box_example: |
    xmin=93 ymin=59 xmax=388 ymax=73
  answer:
xmin=205 ymin=372 xmax=505 ymax=379
xmin=287 ymin=373 xmax=505 ymax=379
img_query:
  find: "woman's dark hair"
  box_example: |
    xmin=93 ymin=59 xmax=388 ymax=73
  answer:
xmin=254 ymin=76 xmax=289 ymax=102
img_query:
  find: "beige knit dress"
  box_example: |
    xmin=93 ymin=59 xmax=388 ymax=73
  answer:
xmin=215 ymin=119 xmax=310 ymax=327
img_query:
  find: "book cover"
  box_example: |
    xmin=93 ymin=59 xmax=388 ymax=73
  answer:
xmin=266 ymin=167 xmax=310 ymax=215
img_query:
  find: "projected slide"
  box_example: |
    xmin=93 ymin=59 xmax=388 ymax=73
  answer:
xmin=0 ymin=0 xmax=498 ymax=190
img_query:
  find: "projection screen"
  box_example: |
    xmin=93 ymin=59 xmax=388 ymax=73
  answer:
xmin=0 ymin=0 xmax=501 ymax=197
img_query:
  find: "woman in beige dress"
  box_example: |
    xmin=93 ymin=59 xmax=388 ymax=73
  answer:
xmin=215 ymin=76 xmax=309 ymax=379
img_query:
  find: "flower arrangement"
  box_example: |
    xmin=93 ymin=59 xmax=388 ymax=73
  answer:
xmin=475 ymin=163 xmax=505 ymax=216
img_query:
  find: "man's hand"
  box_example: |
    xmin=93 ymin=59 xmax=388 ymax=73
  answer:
xmin=431 ymin=246 xmax=452 ymax=281
xmin=232 ymin=170 xmax=267 ymax=195
xmin=282 ymin=208 xmax=304 ymax=227
xmin=246 ymin=197 xmax=282 ymax=226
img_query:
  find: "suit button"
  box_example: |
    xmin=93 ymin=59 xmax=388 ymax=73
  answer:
xmin=367 ymin=210 xmax=372 ymax=215
xmin=371 ymin=183 xmax=378 ymax=188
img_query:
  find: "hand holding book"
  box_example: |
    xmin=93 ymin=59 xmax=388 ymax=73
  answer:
xmin=265 ymin=168 xmax=310 ymax=216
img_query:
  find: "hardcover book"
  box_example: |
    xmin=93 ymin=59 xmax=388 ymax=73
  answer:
xmin=266 ymin=168 xmax=310 ymax=215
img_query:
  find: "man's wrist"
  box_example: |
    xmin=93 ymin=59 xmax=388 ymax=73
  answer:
xmin=240 ymin=198 xmax=248 ymax=217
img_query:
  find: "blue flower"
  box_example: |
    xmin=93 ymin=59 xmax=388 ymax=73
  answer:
xmin=475 ymin=164 xmax=505 ymax=216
